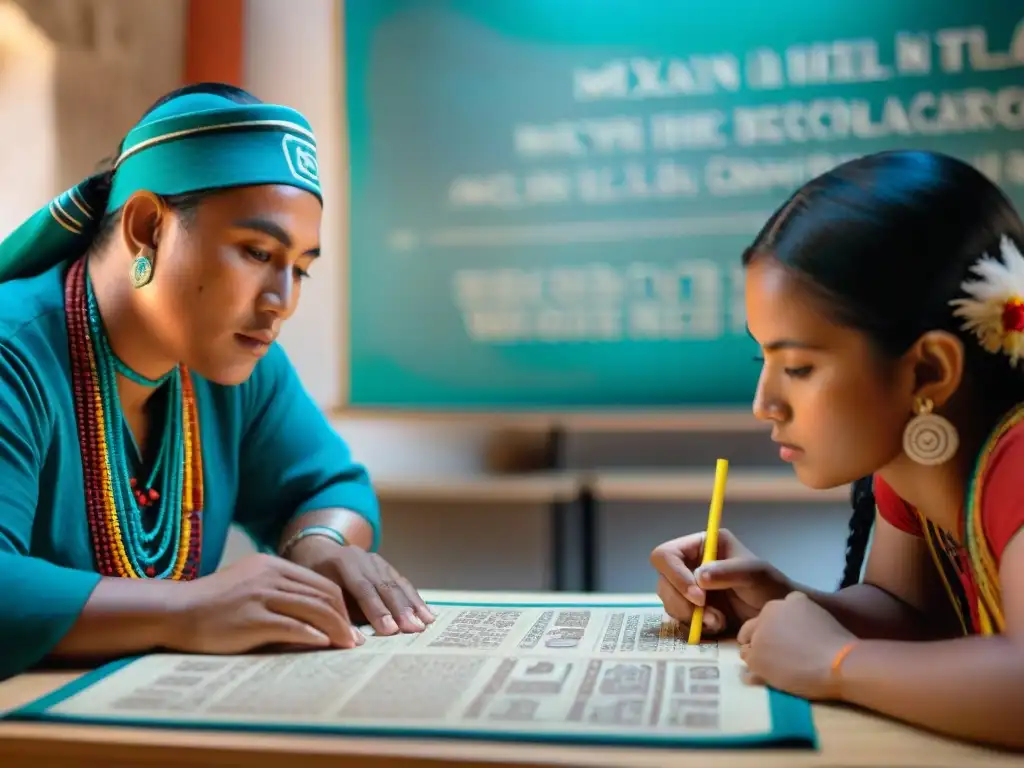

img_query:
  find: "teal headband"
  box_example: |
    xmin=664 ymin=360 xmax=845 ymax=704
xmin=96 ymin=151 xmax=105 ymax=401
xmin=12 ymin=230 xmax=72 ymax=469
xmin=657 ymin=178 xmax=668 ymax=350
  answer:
xmin=0 ymin=92 xmax=322 ymax=284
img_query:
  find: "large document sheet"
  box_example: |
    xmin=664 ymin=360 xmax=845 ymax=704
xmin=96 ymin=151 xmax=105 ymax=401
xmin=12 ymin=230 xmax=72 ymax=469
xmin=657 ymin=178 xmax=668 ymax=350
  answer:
xmin=8 ymin=601 xmax=816 ymax=748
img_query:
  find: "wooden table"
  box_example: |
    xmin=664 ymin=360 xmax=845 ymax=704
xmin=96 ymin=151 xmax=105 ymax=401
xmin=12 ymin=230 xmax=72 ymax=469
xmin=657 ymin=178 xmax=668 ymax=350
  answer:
xmin=0 ymin=590 xmax=1020 ymax=768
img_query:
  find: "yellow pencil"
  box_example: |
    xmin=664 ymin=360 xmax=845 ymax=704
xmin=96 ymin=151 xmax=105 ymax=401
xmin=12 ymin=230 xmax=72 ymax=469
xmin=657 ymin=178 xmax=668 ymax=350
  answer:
xmin=688 ymin=458 xmax=730 ymax=645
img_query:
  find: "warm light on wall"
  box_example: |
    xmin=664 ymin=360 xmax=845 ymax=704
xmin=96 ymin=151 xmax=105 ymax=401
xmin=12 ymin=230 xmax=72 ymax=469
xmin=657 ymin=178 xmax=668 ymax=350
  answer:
xmin=0 ymin=0 xmax=57 ymax=240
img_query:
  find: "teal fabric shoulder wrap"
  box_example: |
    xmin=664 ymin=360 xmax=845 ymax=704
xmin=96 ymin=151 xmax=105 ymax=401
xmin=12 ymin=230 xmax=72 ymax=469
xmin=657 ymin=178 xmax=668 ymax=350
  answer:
xmin=0 ymin=93 xmax=322 ymax=284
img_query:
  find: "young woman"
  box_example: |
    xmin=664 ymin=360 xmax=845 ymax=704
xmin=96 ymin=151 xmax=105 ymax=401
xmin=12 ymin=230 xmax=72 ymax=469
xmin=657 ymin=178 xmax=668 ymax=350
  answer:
xmin=0 ymin=83 xmax=434 ymax=682
xmin=651 ymin=149 xmax=1024 ymax=749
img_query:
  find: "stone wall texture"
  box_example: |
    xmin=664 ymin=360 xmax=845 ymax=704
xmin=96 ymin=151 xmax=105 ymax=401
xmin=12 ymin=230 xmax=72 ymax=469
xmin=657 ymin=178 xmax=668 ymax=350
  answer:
xmin=11 ymin=0 xmax=186 ymax=190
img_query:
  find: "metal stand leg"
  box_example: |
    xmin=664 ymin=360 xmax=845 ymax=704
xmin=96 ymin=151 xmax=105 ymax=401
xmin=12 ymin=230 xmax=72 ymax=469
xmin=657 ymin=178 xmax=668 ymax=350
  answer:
xmin=545 ymin=425 xmax=576 ymax=592
xmin=579 ymin=485 xmax=598 ymax=593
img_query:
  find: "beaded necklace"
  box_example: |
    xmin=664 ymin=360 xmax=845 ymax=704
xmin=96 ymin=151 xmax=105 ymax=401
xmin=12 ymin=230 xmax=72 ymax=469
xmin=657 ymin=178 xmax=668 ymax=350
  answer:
xmin=919 ymin=401 xmax=1024 ymax=636
xmin=65 ymin=258 xmax=204 ymax=580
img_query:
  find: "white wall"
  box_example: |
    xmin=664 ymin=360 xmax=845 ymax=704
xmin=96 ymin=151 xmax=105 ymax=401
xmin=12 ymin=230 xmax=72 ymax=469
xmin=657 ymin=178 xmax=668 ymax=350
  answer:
xmin=0 ymin=1 xmax=56 ymax=240
xmin=12 ymin=0 xmax=187 ymax=193
xmin=237 ymin=0 xmax=856 ymax=594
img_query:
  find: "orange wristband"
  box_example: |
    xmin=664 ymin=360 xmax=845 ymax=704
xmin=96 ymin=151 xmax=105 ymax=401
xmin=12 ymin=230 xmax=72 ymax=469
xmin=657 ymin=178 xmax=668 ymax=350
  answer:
xmin=829 ymin=641 xmax=857 ymax=696
xmin=831 ymin=641 xmax=857 ymax=672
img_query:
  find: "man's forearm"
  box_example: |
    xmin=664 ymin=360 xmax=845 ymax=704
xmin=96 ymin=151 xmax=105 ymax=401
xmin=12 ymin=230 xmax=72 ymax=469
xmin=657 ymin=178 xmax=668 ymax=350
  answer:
xmin=50 ymin=577 xmax=185 ymax=660
xmin=278 ymin=508 xmax=374 ymax=554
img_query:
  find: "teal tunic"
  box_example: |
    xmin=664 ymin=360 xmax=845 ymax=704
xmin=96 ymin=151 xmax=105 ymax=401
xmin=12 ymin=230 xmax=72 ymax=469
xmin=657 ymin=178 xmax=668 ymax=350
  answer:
xmin=0 ymin=263 xmax=381 ymax=681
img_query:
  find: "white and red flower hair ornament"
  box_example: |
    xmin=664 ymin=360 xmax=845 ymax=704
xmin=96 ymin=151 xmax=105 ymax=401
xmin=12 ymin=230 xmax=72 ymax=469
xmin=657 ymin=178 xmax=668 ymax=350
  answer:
xmin=949 ymin=235 xmax=1024 ymax=368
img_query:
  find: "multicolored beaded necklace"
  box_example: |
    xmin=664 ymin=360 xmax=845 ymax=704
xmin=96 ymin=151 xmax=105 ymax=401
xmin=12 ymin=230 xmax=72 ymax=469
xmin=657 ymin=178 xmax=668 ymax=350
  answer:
xmin=918 ymin=400 xmax=1024 ymax=636
xmin=65 ymin=258 xmax=204 ymax=580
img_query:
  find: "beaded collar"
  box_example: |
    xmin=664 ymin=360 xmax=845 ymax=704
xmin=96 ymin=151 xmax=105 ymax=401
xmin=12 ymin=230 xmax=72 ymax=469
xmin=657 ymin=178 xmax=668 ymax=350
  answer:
xmin=65 ymin=258 xmax=203 ymax=579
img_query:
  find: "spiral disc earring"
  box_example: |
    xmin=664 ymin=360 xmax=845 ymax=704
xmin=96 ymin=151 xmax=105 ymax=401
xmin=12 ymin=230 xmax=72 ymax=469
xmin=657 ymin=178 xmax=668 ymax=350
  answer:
xmin=130 ymin=247 xmax=154 ymax=289
xmin=902 ymin=397 xmax=959 ymax=466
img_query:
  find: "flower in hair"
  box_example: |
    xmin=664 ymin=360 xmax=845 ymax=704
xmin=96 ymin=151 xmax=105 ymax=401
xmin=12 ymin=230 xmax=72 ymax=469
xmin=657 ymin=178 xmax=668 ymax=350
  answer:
xmin=949 ymin=235 xmax=1024 ymax=367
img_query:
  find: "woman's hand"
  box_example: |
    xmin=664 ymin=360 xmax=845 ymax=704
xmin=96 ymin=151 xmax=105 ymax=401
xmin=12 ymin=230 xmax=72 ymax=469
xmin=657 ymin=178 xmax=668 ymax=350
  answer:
xmin=171 ymin=553 xmax=362 ymax=654
xmin=738 ymin=592 xmax=857 ymax=700
xmin=285 ymin=536 xmax=435 ymax=636
xmin=650 ymin=528 xmax=794 ymax=636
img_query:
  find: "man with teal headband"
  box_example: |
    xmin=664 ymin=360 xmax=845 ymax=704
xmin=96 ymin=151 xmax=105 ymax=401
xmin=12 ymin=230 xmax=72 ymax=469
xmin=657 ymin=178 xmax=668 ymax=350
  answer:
xmin=0 ymin=83 xmax=433 ymax=681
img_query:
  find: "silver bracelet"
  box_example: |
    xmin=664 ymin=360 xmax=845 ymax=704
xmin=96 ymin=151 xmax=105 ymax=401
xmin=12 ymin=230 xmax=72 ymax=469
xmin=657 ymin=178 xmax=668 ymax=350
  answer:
xmin=279 ymin=524 xmax=348 ymax=558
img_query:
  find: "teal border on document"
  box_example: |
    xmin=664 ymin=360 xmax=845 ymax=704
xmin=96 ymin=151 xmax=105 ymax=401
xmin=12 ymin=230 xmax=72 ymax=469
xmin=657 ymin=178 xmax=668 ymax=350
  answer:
xmin=4 ymin=600 xmax=818 ymax=750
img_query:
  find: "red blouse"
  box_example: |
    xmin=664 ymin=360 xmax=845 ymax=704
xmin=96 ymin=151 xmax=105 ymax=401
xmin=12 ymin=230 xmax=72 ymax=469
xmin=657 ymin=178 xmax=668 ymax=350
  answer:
xmin=874 ymin=420 xmax=1024 ymax=632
